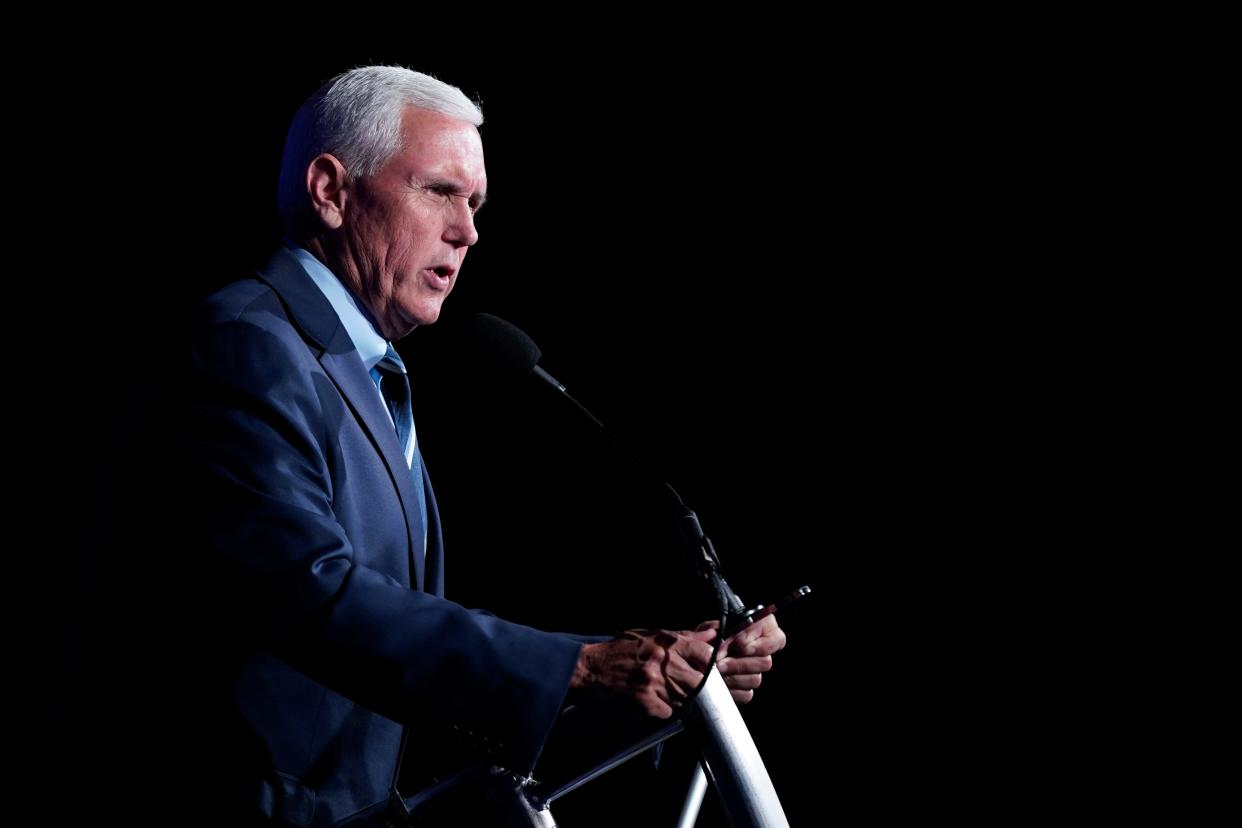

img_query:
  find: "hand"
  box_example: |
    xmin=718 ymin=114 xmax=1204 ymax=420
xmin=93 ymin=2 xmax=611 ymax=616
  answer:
xmin=696 ymin=614 xmax=787 ymax=704
xmin=571 ymin=627 xmax=718 ymax=719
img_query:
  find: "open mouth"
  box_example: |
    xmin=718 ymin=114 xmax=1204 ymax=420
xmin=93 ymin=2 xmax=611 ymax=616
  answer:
xmin=425 ymin=266 xmax=454 ymax=288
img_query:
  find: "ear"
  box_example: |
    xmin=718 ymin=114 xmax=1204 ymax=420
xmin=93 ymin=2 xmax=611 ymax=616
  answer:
xmin=306 ymin=153 xmax=350 ymax=230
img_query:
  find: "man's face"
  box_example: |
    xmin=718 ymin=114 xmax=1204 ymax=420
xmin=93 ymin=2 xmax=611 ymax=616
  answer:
xmin=338 ymin=106 xmax=487 ymax=339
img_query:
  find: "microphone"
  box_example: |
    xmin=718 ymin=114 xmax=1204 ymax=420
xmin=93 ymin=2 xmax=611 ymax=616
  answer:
xmin=461 ymin=313 xmax=745 ymax=616
xmin=463 ymin=312 xmax=568 ymax=395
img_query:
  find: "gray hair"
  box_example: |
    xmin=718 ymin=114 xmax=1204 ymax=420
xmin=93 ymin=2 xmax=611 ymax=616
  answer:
xmin=277 ymin=65 xmax=484 ymax=237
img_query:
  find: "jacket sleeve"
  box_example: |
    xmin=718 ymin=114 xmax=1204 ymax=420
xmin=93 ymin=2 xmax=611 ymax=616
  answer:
xmin=191 ymin=313 xmax=583 ymax=774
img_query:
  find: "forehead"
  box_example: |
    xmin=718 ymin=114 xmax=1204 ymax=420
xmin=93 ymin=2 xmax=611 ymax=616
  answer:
xmin=392 ymin=106 xmax=486 ymax=179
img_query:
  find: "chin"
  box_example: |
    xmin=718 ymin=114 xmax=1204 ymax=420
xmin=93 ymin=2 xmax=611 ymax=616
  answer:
xmin=399 ymin=305 xmax=445 ymax=333
xmin=417 ymin=305 xmax=444 ymax=326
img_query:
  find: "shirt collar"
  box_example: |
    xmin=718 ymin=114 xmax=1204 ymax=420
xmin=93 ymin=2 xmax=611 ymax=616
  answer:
xmin=285 ymin=241 xmax=390 ymax=372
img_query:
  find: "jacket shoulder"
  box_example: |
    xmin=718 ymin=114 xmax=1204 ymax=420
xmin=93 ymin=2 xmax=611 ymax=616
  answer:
xmin=198 ymin=276 xmax=287 ymax=328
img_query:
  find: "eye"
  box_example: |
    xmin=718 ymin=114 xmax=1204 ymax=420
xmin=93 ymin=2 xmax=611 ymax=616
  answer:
xmin=422 ymin=184 xmax=455 ymax=201
xmin=421 ymin=184 xmax=480 ymax=214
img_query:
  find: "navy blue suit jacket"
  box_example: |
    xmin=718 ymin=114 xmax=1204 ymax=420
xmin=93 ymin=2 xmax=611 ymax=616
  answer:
xmin=190 ymin=248 xmax=584 ymax=826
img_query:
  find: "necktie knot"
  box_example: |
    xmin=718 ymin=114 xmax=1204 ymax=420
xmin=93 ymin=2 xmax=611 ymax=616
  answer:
xmin=375 ymin=343 xmax=407 ymax=377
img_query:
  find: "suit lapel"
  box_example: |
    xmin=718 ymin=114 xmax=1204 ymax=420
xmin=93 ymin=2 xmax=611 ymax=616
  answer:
xmin=320 ymin=349 xmax=427 ymax=588
xmin=257 ymin=248 xmax=426 ymax=590
xmin=421 ymin=461 xmax=444 ymax=597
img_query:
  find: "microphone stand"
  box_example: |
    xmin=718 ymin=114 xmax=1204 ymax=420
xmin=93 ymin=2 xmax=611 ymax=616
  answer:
xmin=391 ymin=473 xmax=793 ymax=828
xmin=533 ymin=370 xmax=750 ymax=626
xmin=516 ymin=372 xmax=792 ymax=828
xmin=398 ymin=322 xmax=797 ymax=827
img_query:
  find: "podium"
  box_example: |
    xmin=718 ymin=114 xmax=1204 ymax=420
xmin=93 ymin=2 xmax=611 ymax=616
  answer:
xmin=390 ymin=666 xmax=789 ymax=827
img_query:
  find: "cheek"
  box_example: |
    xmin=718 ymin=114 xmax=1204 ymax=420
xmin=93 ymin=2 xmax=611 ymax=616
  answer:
xmin=392 ymin=226 xmax=433 ymax=268
xmin=355 ymin=222 xmax=395 ymax=279
xmin=379 ymin=241 xmax=416 ymax=288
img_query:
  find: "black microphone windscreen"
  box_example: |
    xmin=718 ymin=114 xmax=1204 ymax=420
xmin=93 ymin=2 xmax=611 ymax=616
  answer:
xmin=464 ymin=313 xmax=542 ymax=379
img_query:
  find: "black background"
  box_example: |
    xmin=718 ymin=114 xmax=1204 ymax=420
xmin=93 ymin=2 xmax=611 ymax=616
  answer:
xmin=34 ymin=39 xmax=1048 ymax=825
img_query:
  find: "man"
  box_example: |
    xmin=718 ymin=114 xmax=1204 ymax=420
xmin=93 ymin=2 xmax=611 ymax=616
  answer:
xmin=191 ymin=65 xmax=785 ymax=826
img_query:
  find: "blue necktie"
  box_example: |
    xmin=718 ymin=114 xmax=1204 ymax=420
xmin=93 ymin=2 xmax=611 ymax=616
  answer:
xmin=371 ymin=345 xmax=429 ymax=550
xmin=371 ymin=345 xmax=414 ymax=463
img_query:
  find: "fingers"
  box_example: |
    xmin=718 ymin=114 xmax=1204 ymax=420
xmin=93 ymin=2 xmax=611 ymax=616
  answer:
xmin=637 ymin=686 xmax=675 ymax=719
xmin=600 ymin=624 xmax=785 ymax=718
xmin=716 ymin=655 xmax=773 ymax=675
xmin=697 ymin=614 xmax=789 ymax=656
xmin=629 ymin=630 xmax=717 ymax=714
xmin=664 ymin=641 xmax=714 ymax=693
xmin=726 ymin=616 xmax=787 ymax=657
xmin=622 ymin=650 xmax=680 ymax=719
xmin=730 ymin=689 xmax=756 ymax=704
xmin=722 ymin=672 xmax=763 ymax=691
xmin=683 ymin=635 xmax=718 ymax=668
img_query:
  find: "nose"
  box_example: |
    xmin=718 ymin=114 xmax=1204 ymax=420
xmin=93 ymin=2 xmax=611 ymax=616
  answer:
xmin=443 ymin=197 xmax=479 ymax=248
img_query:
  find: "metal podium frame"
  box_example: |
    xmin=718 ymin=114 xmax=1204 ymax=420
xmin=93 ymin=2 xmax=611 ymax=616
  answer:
xmin=395 ymin=665 xmax=789 ymax=828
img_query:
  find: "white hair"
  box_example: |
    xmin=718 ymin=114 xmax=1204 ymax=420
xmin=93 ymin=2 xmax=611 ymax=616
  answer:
xmin=277 ymin=65 xmax=484 ymax=237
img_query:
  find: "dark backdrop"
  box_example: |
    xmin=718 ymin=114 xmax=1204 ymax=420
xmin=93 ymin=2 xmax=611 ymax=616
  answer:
xmin=38 ymin=45 xmax=1027 ymax=826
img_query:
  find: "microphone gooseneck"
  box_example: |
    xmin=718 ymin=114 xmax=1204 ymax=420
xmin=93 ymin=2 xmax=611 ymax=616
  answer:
xmin=462 ymin=312 xmax=746 ymax=621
